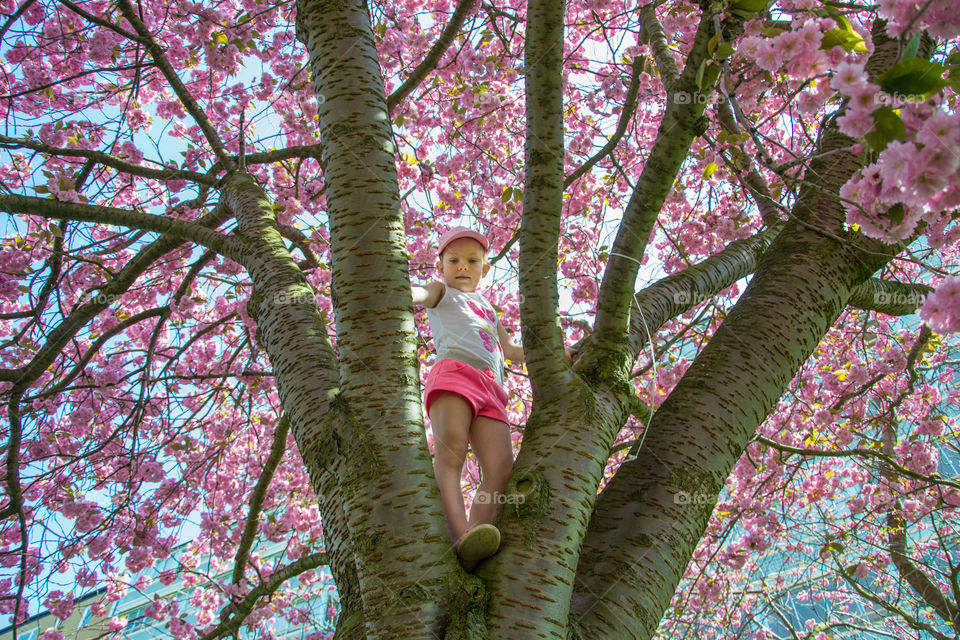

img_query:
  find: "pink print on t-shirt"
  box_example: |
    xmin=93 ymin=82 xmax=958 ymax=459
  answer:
xmin=467 ymin=300 xmax=496 ymax=325
xmin=478 ymin=328 xmax=496 ymax=352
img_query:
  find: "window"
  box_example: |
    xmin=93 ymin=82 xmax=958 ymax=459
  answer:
xmin=78 ymin=607 xmax=94 ymax=629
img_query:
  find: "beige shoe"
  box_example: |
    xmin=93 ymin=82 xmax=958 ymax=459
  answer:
xmin=455 ymin=524 xmax=501 ymax=571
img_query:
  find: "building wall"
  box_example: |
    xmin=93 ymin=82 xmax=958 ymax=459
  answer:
xmin=0 ymin=590 xmax=109 ymax=640
xmin=2 ymin=545 xmax=340 ymax=640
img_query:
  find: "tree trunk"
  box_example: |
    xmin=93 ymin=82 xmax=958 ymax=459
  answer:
xmin=295 ymin=0 xmax=466 ymax=636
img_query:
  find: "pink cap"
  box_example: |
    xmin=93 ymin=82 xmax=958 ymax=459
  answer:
xmin=438 ymin=226 xmax=489 ymax=255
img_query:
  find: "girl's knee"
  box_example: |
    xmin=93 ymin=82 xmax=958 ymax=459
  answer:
xmin=481 ymin=460 xmax=513 ymax=488
xmin=434 ymin=446 xmax=467 ymax=469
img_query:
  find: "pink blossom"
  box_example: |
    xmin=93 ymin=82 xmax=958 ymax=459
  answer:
xmin=836 ymin=110 xmax=875 ymax=138
xmin=830 ymin=61 xmax=870 ymax=95
xmin=754 ymin=40 xmax=781 ymax=73
xmin=877 ymin=141 xmax=919 ymax=187
xmin=738 ymin=36 xmax=765 ymax=60
xmin=846 ymin=84 xmax=880 ymax=113
xmin=144 ymin=600 xmax=170 ymax=621
xmin=917 ymin=110 xmax=960 ymax=150
xmin=919 ymin=276 xmax=960 ymax=333
xmin=915 ymin=419 xmax=944 ymax=437
xmin=771 ymin=32 xmax=804 ymax=62
xmin=44 ymin=591 xmax=75 ymax=620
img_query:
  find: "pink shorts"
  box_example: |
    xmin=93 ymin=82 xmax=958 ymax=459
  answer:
xmin=424 ymin=359 xmax=509 ymax=424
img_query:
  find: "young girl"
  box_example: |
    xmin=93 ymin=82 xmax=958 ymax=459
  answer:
xmin=411 ymin=227 xmax=523 ymax=571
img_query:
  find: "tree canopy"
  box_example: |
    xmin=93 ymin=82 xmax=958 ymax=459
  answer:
xmin=0 ymin=0 xmax=958 ymax=638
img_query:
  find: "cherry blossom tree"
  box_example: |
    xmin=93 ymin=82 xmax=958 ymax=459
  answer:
xmin=0 ymin=0 xmax=958 ymax=637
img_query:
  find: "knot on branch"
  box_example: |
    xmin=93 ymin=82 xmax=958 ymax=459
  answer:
xmin=444 ymin=572 xmax=489 ymax=639
xmin=504 ymin=468 xmax=551 ymax=546
xmin=323 ymin=392 xmax=382 ymax=479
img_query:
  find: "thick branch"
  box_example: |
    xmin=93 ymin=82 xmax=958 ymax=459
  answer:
xmin=573 ymin=21 xmax=905 ymax=639
xmin=298 ymin=2 xmax=458 ymax=629
xmin=591 ymin=11 xmax=721 ymax=352
xmin=278 ymin=224 xmax=321 ymax=268
xmin=878 ymin=355 xmax=960 ymax=629
xmin=639 ymin=4 xmax=680 ymax=91
xmin=3 ymin=389 xmax=31 ymax=634
xmin=888 ymin=508 xmax=960 ymax=628
xmin=847 ymin=278 xmax=932 ymax=315
xmin=218 ymin=171 xmax=363 ymax=632
xmin=625 ymin=226 xmax=781 ymax=364
xmin=0 ymin=195 xmax=239 ymax=260
xmin=518 ymin=0 xmax=569 ymax=392
xmin=386 ymin=0 xmax=478 ymax=112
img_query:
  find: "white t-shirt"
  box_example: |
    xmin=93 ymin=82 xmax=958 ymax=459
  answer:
xmin=427 ymin=286 xmax=504 ymax=385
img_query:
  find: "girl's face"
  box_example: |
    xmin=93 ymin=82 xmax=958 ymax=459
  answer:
xmin=437 ymin=237 xmax=489 ymax=292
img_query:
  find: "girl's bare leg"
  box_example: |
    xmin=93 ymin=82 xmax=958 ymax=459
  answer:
xmin=467 ymin=416 xmax=513 ymax=529
xmin=428 ymin=392 xmax=473 ymax=542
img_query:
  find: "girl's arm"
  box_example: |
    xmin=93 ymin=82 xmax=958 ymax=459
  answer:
xmin=412 ymin=281 xmax=445 ymax=308
xmin=497 ymin=321 xmax=525 ymax=364
xmin=498 ymin=321 xmax=575 ymax=366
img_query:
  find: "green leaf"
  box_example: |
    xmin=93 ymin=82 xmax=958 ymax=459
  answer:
xmin=821 ymin=17 xmax=867 ymax=53
xmin=821 ymin=541 xmax=844 ymax=554
xmin=699 ymin=63 xmax=721 ymax=92
xmin=900 ymin=31 xmax=921 ymax=61
xmin=212 ymin=31 xmax=228 ymax=45
xmin=729 ymin=0 xmax=767 ymax=12
xmin=886 ymin=203 xmax=905 ymax=225
xmin=864 ymin=107 xmax=906 ymax=152
xmin=703 ymin=162 xmax=719 ymax=178
xmin=716 ymin=43 xmax=735 ymax=60
xmin=707 ymin=33 xmax=720 ymax=55
xmin=877 ymin=58 xmax=948 ymax=98
xmin=501 ymin=186 xmax=512 ymax=202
